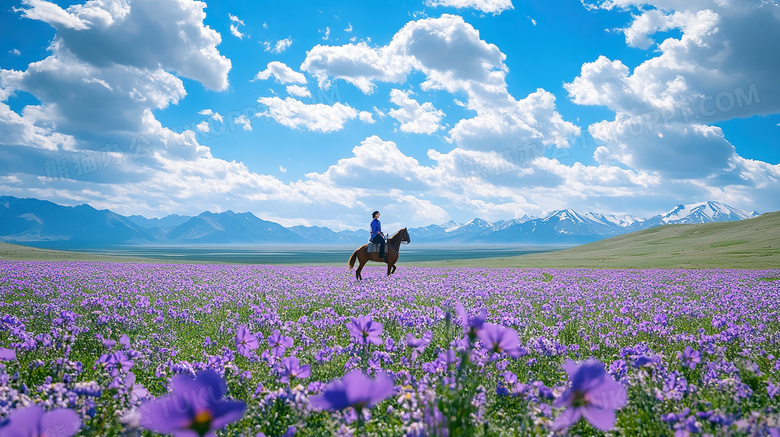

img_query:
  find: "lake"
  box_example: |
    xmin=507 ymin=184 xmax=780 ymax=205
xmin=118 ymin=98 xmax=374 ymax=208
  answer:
xmin=78 ymin=243 xmax=570 ymax=264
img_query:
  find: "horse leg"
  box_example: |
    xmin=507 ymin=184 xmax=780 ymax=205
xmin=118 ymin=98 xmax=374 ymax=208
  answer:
xmin=391 ymin=265 xmax=396 ymax=274
xmin=387 ymin=263 xmax=391 ymax=276
xmin=356 ymin=258 xmax=366 ymax=280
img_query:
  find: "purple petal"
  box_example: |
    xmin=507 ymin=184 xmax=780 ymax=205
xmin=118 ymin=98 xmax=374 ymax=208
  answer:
xmin=582 ymin=404 xmax=617 ymax=431
xmin=40 ymin=409 xmax=81 ymax=437
xmin=137 ymin=394 xmax=194 ymax=433
xmin=552 ymin=407 xmax=582 ymax=431
xmin=209 ymin=400 xmax=246 ymax=429
xmin=1 ymin=405 xmax=45 ymax=436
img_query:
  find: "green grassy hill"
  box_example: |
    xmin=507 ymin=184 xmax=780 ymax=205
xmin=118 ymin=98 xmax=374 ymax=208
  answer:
xmin=0 ymin=242 xmax=185 ymax=264
xmin=412 ymin=211 xmax=780 ymax=269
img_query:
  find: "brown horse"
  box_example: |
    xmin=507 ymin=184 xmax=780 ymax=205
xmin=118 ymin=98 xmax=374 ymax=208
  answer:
xmin=348 ymin=228 xmax=410 ymax=280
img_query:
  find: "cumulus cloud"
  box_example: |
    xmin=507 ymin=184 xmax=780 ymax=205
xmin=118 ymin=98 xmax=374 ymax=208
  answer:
xmin=286 ymin=85 xmax=311 ymax=98
xmin=424 ymin=0 xmax=514 ymax=14
xmin=566 ymin=0 xmax=780 ymax=188
xmin=258 ymin=97 xmax=359 ymax=133
xmin=15 ymin=0 xmax=231 ymax=91
xmin=302 ymin=14 xmax=579 ymax=150
xmin=388 ymin=89 xmax=445 ymax=134
xmin=254 ymin=61 xmax=307 ymax=84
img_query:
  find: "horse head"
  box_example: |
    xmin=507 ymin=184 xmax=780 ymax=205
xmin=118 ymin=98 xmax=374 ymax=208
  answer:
xmin=400 ymin=227 xmax=411 ymax=244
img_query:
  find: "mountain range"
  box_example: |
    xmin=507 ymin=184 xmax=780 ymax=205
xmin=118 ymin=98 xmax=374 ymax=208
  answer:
xmin=0 ymin=195 xmax=761 ymax=248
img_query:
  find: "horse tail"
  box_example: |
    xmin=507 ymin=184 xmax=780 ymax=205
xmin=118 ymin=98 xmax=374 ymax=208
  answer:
xmin=348 ymin=249 xmax=359 ymax=269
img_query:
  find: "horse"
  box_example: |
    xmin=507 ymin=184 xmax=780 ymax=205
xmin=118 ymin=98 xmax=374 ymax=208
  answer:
xmin=348 ymin=228 xmax=410 ymax=280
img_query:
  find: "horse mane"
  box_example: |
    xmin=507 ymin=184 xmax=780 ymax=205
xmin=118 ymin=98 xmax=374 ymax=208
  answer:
xmin=389 ymin=228 xmax=408 ymax=243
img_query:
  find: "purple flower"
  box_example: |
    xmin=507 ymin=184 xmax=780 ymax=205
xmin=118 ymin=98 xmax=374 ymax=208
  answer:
xmin=455 ymin=302 xmax=487 ymax=339
xmin=406 ymin=331 xmax=432 ymax=361
xmin=438 ymin=349 xmax=459 ymax=365
xmin=346 ymin=315 xmax=383 ymax=345
xmin=138 ymin=370 xmax=245 ymax=437
xmin=309 ymin=370 xmax=395 ymax=413
xmin=0 ymin=405 xmax=81 ymax=437
xmin=478 ymin=323 xmax=522 ymax=358
xmin=553 ymin=358 xmax=628 ymax=432
xmin=98 ymin=350 xmax=134 ymax=372
xmin=125 ymin=372 xmax=149 ymax=402
xmin=678 ymin=346 xmax=701 ymax=370
xmin=631 ymin=353 xmax=660 ymax=369
xmin=0 ymin=347 xmax=16 ymax=361
xmin=235 ymin=326 xmax=259 ymax=358
xmin=280 ymin=357 xmax=311 ymax=383
xmin=768 ymin=381 xmax=778 ymax=399
xmin=267 ymin=330 xmax=293 ymax=357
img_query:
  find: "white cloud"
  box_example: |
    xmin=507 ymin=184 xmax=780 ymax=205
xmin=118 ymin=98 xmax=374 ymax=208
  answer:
xmin=258 ymin=97 xmax=359 ymax=133
xmin=286 ymin=85 xmax=311 ymax=98
xmin=233 ymin=114 xmax=252 ymax=131
xmin=449 ymin=89 xmax=580 ymax=151
xmin=16 ymin=0 xmax=231 ymax=91
xmin=388 ymin=89 xmax=445 ymax=134
xmin=301 ymin=14 xmax=579 ymax=150
xmin=254 ymin=61 xmax=307 ymax=84
xmin=344 ymin=23 xmax=353 ymax=33
xmin=279 ymin=165 xmax=287 ymax=173
xmin=322 ymin=27 xmax=330 ymax=40
xmin=10 ymin=49 xmax=21 ymax=56
xmin=229 ymin=13 xmax=245 ymax=39
xmin=196 ymin=120 xmax=210 ymax=132
xmin=15 ymin=0 xmax=90 ymax=30
xmin=565 ymin=1 xmax=780 ymax=184
xmin=359 ymin=111 xmax=375 ymax=124
xmin=424 ymin=0 xmax=514 ymax=14
xmin=301 ymin=14 xmax=506 ymax=95
xmin=264 ymin=38 xmax=292 ymax=54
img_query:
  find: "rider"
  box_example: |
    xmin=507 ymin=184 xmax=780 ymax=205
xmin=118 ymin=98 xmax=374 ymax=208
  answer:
xmin=370 ymin=211 xmax=386 ymax=261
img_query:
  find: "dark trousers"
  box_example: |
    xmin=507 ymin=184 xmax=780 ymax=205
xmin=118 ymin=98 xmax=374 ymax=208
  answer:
xmin=371 ymin=235 xmax=385 ymax=259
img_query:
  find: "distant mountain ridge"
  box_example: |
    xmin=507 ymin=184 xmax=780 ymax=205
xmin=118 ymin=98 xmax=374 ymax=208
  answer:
xmin=0 ymin=196 xmax=762 ymax=248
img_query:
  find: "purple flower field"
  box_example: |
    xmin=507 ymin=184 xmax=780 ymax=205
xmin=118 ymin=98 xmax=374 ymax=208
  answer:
xmin=1 ymin=260 xmax=779 ymax=436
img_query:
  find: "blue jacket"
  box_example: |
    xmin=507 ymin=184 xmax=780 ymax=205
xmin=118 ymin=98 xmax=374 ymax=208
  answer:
xmin=370 ymin=218 xmax=382 ymax=239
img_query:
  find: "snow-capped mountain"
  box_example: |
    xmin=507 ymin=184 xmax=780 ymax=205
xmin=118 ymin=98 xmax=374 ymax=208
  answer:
xmin=659 ymin=201 xmax=758 ymax=224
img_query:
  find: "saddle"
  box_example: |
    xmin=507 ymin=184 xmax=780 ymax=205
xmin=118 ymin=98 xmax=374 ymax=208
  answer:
xmin=367 ymin=240 xmax=388 ymax=256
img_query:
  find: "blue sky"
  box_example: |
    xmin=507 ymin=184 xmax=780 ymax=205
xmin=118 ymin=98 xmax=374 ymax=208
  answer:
xmin=1 ymin=0 xmax=778 ymax=231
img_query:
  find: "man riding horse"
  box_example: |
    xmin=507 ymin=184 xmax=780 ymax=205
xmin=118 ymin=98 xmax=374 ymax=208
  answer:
xmin=348 ymin=211 xmax=410 ymax=280
xmin=370 ymin=210 xmax=385 ymax=261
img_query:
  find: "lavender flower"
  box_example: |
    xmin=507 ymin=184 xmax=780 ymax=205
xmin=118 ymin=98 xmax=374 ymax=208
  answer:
xmin=478 ymin=323 xmax=523 ymax=358
xmin=347 ymin=315 xmax=383 ymax=345
xmin=0 ymin=405 xmax=81 ymax=437
xmin=406 ymin=331 xmax=432 ymax=361
xmin=455 ymin=302 xmax=487 ymax=339
xmin=279 ymin=357 xmax=311 ymax=383
xmin=267 ymin=330 xmax=293 ymax=357
xmin=235 ymin=326 xmax=259 ymax=358
xmin=678 ymin=346 xmax=701 ymax=370
xmin=553 ymin=358 xmax=628 ymax=432
xmin=0 ymin=347 xmax=15 ymax=361
xmin=138 ymin=370 xmax=245 ymax=437
xmin=309 ymin=370 xmax=395 ymax=414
